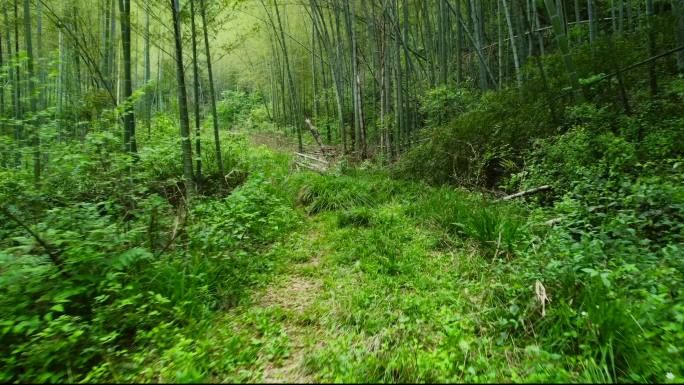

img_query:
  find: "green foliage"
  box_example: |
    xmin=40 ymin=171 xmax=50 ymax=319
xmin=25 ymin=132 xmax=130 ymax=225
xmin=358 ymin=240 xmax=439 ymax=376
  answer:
xmin=492 ymin=101 xmax=684 ymax=381
xmin=0 ymin=116 xmax=299 ymax=383
xmin=336 ymin=207 xmax=373 ymax=228
xmin=406 ymin=186 xmax=529 ymax=257
xmin=395 ymin=87 xmax=550 ymax=188
xmin=493 ymin=162 xmax=684 ymax=382
xmin=419 ymin=86 xmax=477 ymax=129
xmin=192 ymin=177 xmax=297 ymax=252
xmin=0 ymin=198 xmax=177 ymax=382
xmin=513 ymin=98 xmax=684 ymax=199
xmin=217 ymin=90 xmax=270 ymax=131
xmin=291 ymin=173 xmax=374 ymax=213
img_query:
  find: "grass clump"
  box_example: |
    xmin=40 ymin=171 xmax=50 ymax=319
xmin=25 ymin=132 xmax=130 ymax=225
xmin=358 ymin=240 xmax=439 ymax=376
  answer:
xmin=290 ymin=170 xmax=426 ymax=215
xmin=336 ymin=207 xmax=374 ymax=228
xmin=407 ymin=186 xmax=530 ymax=257
xmin=293 ymin=174 xmax=371 ymax=213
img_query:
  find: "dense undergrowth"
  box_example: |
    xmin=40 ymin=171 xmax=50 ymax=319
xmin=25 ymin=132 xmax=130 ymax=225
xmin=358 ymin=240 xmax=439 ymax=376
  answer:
xmin=284 ymin=164 xmax=683 ymax=382
xmin=2 ymin=41 xmax=684 ymax=385
xmin=272 ymin=60 xmax=684 ymax=381
xmin=377 ymin=41 xmax=684 ymax=382
xmin=0 ymin=120 xmax=300 ymax=382
xmin=1 ymin=0 xmax=683 ymax=381
xmin=2 ymin=84 xmax=683 ymax=382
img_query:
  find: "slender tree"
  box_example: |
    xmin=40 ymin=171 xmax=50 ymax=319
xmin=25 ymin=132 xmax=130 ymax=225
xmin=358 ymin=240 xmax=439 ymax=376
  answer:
xmin=502 ymin=0 xmax=522 ymax=87
xmin=13 ymin=0 xmax=21 ymax=167
xmin=200 ymin=0 xmax=225 ymax=177
xmin=119 ymin=0 xmax=137 ymax=154
xmin=190 ymin=0 xmax=202 ymax=180
xmin=23 ymin=0 xmax=40 ymax=184
xmin=587 ymin=0 xmax=596 ymax=43
xmin=170 ymin=0 xmax=195 ymax=193
xmin=0 ymin=4 xmax=4 ymax=130
xmin=545 ymin=0 xmax=585 ymax=104
xmin=645 ymin=0 xmax=657 ymax=95
xmin=674 ymin=0 xmax=684 ymax=72
xmin=143 ymin=0 xmax=152 ymax=136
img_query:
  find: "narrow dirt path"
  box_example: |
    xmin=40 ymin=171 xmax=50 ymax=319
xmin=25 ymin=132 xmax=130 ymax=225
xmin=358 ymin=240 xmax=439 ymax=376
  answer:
xmin=260 ymin=221 xmax=327 ymax=383
xmin=250 ymin=220 xmax=327 ymax=383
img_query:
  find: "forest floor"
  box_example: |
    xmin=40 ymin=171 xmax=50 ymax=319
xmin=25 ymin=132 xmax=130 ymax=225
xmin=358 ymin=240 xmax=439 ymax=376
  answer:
xmin=203 ymin=132 xmax=523 ymax=383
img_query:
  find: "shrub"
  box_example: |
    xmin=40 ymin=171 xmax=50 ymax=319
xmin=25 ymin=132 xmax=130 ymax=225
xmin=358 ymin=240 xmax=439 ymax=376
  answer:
xmin=394 ymin=87 xmax=550 ymax=188
xmin=487 ymin=159 xmax=684 ymax=382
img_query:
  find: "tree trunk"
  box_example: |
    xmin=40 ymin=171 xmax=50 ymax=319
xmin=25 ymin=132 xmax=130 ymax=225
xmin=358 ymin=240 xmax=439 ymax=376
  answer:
xmin=502 ymin=0 xmax=522 ymax=87
xmin=13 ymin=0 xmax=21 ymax=167
xmin=0 ymin=5 xmax=4 ymax=133
xmin=587 ymin=0 xmax=596 ymax=43
xmin=170 ymin=0 xmax=195 ymax=194
xmin=119 ymin=0 xmax=137 ymax=154
xmin=545 ymin=0 xmax=585 ymax=104
xmin=674 ymin=0 xmax=684 ymax=72
xmin=271 ymin=0 xmax=303 ymax=152
xmin=470 ymin=0 xmax=489 ymax=91
xmin=190 ymin=0 xmax=202 ymax=181
xmin=23 ymin=0 xmax=40 ymax=185
xmin=200 ymin=0 xmax=225 ymax=178
xmin=645 ymin=0 xmax=657 ymax=95
xmin=144 ymin=0 xmax=152 ymax=136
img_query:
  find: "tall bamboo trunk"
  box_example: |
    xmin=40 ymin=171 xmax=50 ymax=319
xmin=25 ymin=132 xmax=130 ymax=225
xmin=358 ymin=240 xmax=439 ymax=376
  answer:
xmin=119 ymin=0 xmax=137 ymax=154
xmin=170 ymin=0 xmax=195 ymax=194
xmin=190 ymin=0 xmax=202 ymax=180
xmin=645 ymin=0 xmax=657 ymax=95
xmin=13 ymin=0 xmax=21 ymax=167
xmin=271 ymin=0 xmax=303 ymax=152
xmin=144 ymin=0 xmax=152 ymax=136
xmin=0 ymin=5 xmax=4 ymax=134
xmin=502 ymin=0 xmax=522 ymax=87
xmin=545 ymin=0 xmax=584 ymax=104
xmin=587 ymin=0 xmax=596 ymax=43
xmin=200 ymin=0 xmax=225 ymax=177
xmin=23 ymin=0 xmax=40 ymax=185
xmin=676 ymin=0 xmax=684 ymax=73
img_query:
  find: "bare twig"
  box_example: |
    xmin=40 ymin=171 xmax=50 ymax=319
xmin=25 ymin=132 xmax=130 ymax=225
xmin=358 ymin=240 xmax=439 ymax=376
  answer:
xmin=535 ymin=280 xmax=549 ymax=317
xmin=496 ymin=185 xmax=552 ymax=202
xmin=544 ymin=217 xmax=563 ymax=226
xmin=154 ymin=205 xmax=187 ymax=258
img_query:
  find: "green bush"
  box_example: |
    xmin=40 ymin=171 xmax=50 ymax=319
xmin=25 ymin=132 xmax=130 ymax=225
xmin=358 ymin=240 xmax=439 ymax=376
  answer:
xmin=0 ymin=115 xmax=301 ymax=382
xmin=488 ymin=154 xmax=684 ymax=382
xmin=0 ymin=199 xmax=178 ymax=382
xmin=217 ymin=90 xmax=267 ymax=131
xmin=394 ymin=87 xmax=550 ymax=188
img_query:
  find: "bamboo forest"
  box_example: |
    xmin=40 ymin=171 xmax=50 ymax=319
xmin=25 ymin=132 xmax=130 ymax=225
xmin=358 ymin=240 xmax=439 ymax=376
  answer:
xmin=1 ymin=0 xmax=684 ymax=383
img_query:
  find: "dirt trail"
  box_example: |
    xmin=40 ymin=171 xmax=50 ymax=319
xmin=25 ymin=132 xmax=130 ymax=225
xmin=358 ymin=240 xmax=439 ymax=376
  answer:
xmin=226 ymin=131 xmax=330 ymax=383
xmin=256 ymin=224 xmax=326 ymax=383
xmin=248 ymin=131 xmax=318 ymax=154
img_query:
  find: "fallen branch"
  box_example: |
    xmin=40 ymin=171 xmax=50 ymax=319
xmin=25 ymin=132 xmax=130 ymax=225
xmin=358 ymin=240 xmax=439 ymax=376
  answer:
xmin=594 ymin=45 xmax=684 ymax=84
xmin=545 ymin=217 xmax=563 ymax=226
xmin=305 ymin=118 xmax=325 ymax=153
xmin=294 ymin=160 xmax=327 ymax=174
xmin=295 ymin=152 xmax=329 ymax=164
xmin=0 ymin=205 xmax=70 ymax=278
xmin=496 ymin=185 xmax=552 ymax=202
xmin=154 ymin=205 xmax=187 ymax=258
